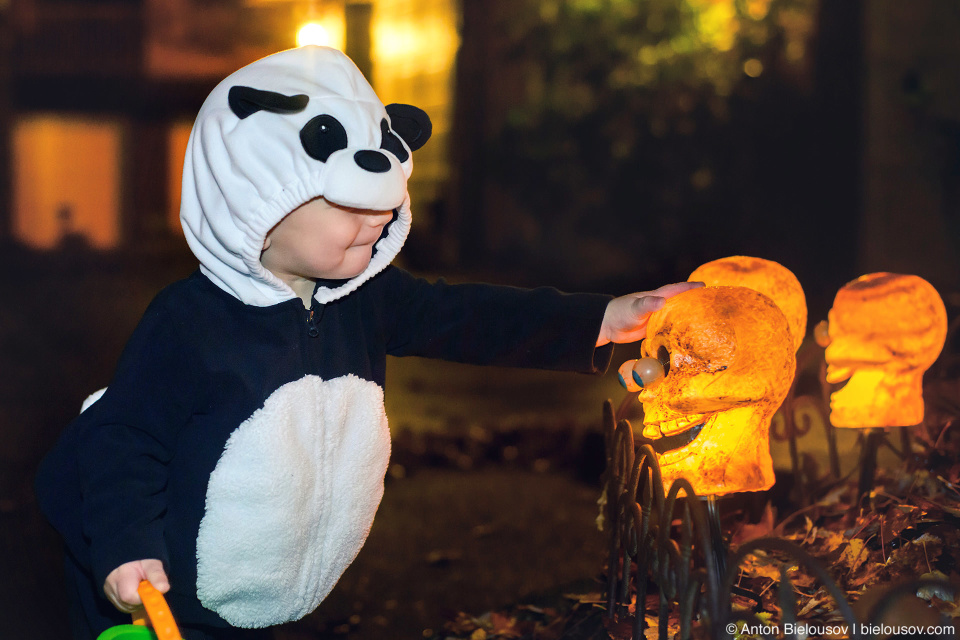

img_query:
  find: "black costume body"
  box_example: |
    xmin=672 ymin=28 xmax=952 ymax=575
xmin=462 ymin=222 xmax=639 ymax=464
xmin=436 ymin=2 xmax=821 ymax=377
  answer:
xmin=36 ymin=267 xmax=612 ymax=634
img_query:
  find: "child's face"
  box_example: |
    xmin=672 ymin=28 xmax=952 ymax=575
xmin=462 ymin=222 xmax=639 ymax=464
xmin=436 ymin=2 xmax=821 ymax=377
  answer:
xmin=261 ymin=197 xmax=394 ymax=284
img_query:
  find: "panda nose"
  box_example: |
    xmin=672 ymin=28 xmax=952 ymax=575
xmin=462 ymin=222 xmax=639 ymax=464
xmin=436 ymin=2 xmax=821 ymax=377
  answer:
xmin=354 ymin=150 xmax=391 ymax=173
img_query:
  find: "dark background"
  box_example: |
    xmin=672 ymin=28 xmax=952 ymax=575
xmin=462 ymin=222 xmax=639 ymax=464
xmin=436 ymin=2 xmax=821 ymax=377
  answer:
xmin=2 ymin=0 xmax=959 ymax=638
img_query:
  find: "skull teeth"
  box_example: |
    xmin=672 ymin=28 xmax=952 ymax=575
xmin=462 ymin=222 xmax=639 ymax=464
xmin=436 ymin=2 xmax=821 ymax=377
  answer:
xmin=657 ymin=414 xmax=707 ymax=437
xmin=641 ymin=423 xmax=661 ymax=440
xmin=825 ymin=365 xmax=852 ymax=384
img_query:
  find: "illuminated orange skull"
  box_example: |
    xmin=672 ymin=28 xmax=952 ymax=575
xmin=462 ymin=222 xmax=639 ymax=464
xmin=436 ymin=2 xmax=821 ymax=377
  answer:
xmin=689 ymin=256 xmax=807 ymax=352
xmin=824 ymin=273 xmax=947 ymax=428
xmin=638 ymin=286 xmax=796 ymax=496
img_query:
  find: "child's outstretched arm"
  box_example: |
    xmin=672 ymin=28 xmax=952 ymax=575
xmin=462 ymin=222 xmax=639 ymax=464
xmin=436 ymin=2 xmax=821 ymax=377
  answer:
xmin=596 ymin=282 xmax=704 ymax=346
xmin=104 ymin=559 xmax=170 ymax=613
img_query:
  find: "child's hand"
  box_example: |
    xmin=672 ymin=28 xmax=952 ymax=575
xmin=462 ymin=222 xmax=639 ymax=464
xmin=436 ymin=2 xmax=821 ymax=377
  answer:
xmin=103 ymin=559 xmax=170 ymax=613
xmin=596 ymin=282 xmax=704 ymax=346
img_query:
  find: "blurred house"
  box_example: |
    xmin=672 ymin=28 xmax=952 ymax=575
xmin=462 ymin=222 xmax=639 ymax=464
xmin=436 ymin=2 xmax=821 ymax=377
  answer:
xmin=0 ymin=0 xmax=458 ymax=252
xmin=1 ymin=0 xmax=958 ymax=294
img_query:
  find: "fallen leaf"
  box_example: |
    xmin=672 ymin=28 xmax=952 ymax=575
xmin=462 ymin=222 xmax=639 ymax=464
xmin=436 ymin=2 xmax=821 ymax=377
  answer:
xmin=489 ymin=612 xmax=523 ymax=638
xmin=797 ymin=597 xmax=822 ymax=617
xmin=890 ymin=533 xmax=942 ymax=574
xmin=563 ymin=592 xmax=605 ymax=605
xmin=917 ymin=571 xmax=953 ymax=602
xmin=819 ymin=485 xmax=849 ymax=507
xmin=603 ymin=614 xmax=635 ymax=640
xmin=733 ymin=503 xmax=777 ymax=545
xmin=790 ymin=570 xmax=818 ymax=589
xmin=800 ymin=516 xmax=817 ymax=546
xmin=820 ymin=531 xmax=847 ymax=554
xmin=737 ymin=553 xmax=783 ymax=581
xmin=839 ymin=538 xmax=869 ymax=574
xmin=847 ymin=562 xmax=885 ymax=589
xmin=880 ymin=509 xmax=913 ymax=549
xmin=447 ymin=612 xmax=483 ymax=635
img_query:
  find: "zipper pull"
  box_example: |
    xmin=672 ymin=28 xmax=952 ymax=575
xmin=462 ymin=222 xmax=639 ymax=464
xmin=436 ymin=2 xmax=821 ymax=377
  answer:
xmin=306 ymin=308 xmax=320 ymax=337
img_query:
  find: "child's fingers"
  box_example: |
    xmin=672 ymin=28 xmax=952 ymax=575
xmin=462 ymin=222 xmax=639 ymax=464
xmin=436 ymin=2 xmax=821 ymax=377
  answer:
xmin=630 ymin=295 xmax=664 ymax=318
xmin=649 ymin=281 xmax=704 ymax=299
xmin=104 ymin=559 xmax=168 ymax=613
xmin=142 ymin=559 xmax=170 ymax=593
xmin=111 ymin=569 xmax=145 ymax=611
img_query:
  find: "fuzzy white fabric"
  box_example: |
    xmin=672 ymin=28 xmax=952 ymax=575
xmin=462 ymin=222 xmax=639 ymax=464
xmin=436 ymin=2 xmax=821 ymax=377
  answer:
xmin=179 ymin=45 xmax=414 ymax=307
xmin=195 ymin=374 xmax=390 ymax=628
xmin=80 ymin=388 xmax=107 ymax=413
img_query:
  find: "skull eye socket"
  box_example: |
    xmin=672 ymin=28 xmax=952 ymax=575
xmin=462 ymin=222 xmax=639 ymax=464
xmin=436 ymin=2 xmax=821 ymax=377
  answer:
xmin=657 ymin=346 xmax=671 ymax=376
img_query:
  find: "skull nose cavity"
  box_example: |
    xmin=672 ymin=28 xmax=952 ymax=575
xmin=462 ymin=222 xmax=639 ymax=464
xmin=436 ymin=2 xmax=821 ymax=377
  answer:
xmin=354 ymin=150 xmax=391 ymax=173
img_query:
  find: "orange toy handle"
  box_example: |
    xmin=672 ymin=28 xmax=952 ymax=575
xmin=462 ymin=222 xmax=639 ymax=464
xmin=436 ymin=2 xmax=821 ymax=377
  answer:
xmin=133 ymin=580 xmax=183 ymax=640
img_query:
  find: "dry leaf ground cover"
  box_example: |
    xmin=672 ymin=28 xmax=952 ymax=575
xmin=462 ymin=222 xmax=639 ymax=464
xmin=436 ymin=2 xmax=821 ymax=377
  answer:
xmin=439 ymin=367 xmax=960 ymax=639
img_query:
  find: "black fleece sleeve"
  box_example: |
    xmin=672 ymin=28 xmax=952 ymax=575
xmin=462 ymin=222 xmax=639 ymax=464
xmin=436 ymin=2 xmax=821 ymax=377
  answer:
xmin=73 ymin=293 xmax=199 ymax=588
xmin=382 ymin=268 xmax=614 ymax=373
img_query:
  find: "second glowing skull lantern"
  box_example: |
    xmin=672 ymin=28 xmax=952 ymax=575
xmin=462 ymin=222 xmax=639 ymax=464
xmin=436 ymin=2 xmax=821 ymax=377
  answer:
xmin=688 ymin=256 xmax=807 ymax=352
xmin=823 ymin=273 xmax=947 ymax=428
xmin=634 ymin=286 xmax=796 ymax=496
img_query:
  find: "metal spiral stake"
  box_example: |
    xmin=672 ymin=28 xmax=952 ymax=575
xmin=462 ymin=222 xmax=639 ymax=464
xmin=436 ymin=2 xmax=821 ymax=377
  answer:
xmin=818 ymin=359 xmax=842 ymax=479
xmin=704 ymin=495 xmax=727 ymax=589
xmin=857 ymin=428 xmax=886 ymax=505
xmin=601 ymin=399 xmax=723 ymax=640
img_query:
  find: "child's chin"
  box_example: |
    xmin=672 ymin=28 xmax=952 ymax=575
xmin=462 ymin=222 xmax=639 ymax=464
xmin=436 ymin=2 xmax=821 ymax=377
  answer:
xmin=323 ymin=260 xmax=371 ymax=281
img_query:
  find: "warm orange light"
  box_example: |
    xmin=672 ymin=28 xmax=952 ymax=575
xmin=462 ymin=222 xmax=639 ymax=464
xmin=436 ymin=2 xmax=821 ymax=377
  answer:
xmin=689 ymin=255 xmax=807 ymax=352
xmin=167 ymin=121 xmax=192 ymax=236
xmin=639 ymin=286 xmax=796 ymax=496
xmin=297 ymin=22 xmax=332 ymax=48
xmin=823 ymin=273 xmax=947 ymax=428
xmin=13 ymin=115 xmax=122 ymax=249
xmin=296 ymin=14 xmax=346 ymax=51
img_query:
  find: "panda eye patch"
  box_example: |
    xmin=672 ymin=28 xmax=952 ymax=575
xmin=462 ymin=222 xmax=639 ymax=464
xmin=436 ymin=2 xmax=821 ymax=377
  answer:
xmin=300 ymin=115 xmax=348 ymax=162
xmin=379 ymin=119 xmax=409 ymax=163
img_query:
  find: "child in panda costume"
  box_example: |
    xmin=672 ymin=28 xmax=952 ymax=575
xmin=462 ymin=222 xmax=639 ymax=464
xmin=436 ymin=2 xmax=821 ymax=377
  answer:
xmin=35 ymin=46 xmax=700 ymax=639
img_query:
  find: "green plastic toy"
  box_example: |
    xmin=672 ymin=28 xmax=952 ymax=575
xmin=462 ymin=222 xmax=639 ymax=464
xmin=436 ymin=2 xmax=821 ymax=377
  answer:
xmin=95 ymin=581 xmax=181 ymax=640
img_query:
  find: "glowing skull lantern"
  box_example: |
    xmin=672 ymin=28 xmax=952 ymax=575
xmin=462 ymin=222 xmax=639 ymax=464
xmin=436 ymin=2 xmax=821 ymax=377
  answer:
xmin=824 ymin=273 xmax=947 ymax=428
xmin=689 ymin=256 xmax=807 ymax=352
xmin=638 ymin=286 xmax=796 ymax=496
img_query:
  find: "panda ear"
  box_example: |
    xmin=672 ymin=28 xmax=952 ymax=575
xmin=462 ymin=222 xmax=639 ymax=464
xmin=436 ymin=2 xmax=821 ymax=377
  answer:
xmin=229 ymin=86 xmax=309 ymax=119
xmin=385 ymin=104 xmax=432 ymax=151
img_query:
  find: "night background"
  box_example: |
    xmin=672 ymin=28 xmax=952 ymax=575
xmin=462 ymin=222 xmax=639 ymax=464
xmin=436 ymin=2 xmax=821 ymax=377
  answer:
xmin=1 ymin=0 xmax=959 ymax=638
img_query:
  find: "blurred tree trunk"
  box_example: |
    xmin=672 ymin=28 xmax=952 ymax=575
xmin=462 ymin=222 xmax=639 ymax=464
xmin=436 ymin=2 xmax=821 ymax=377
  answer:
xmin=811 ymin=0 xmax=863 ymax=298
xmin=447 ymin=0 xmax=490 ymax=267
xmin=0 ymin=4 xmax=11 ymax=240
xmin=346 ymin=2 xmax=373 ymax=84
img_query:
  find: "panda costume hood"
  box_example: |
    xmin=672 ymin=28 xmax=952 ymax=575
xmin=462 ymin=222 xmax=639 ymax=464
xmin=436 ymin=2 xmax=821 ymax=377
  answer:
xmin=181 ymin=45 xmax=430 ymax=306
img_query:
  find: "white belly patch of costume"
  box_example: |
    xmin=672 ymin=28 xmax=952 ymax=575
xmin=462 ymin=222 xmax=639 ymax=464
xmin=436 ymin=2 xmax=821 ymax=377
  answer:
xmin=195 ymin=374 xmax=390 ymax=628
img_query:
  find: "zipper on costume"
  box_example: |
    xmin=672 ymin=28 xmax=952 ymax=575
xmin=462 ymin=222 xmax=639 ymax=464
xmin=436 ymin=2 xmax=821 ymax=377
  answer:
xmin=306 ymin=307 xmax=320 ymax=337
xmin=300 ymin=301 xmax=324 ymax=375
